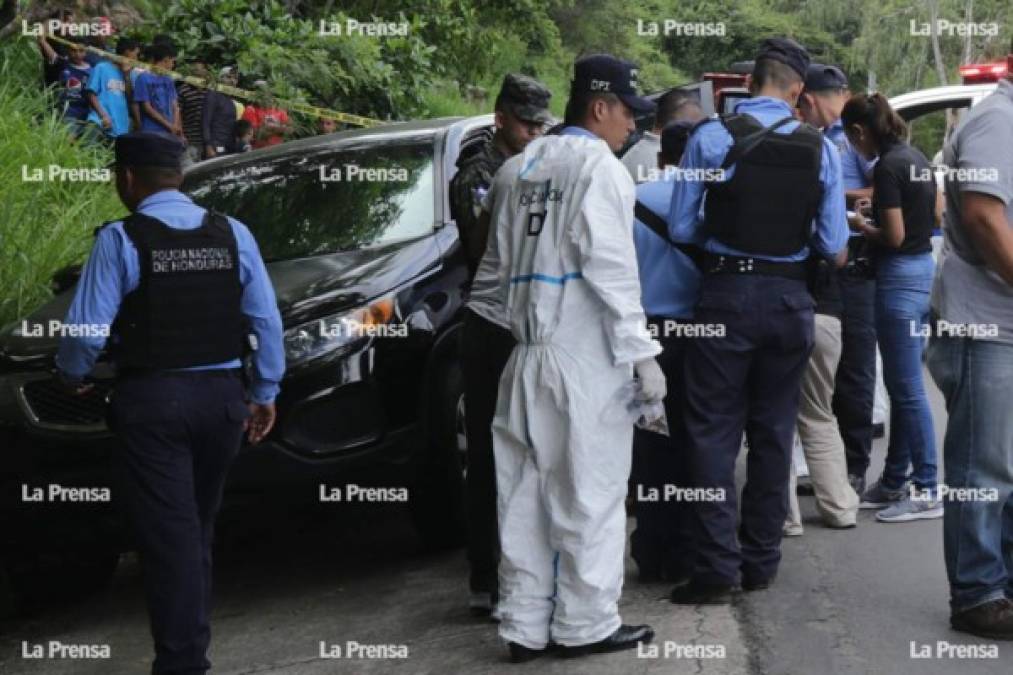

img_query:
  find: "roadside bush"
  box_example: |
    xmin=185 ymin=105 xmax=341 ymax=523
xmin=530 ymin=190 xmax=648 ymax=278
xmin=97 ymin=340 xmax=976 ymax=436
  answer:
xmin=0 ymin=41 xmax=121 ymax=329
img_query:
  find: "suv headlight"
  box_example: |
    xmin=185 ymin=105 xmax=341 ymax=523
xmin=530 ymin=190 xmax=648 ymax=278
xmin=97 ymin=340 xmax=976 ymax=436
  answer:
xmin=284 ymin=296 xmax=399 ymax=365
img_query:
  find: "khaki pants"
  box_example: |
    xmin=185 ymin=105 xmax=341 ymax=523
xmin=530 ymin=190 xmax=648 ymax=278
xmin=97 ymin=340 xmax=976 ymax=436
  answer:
xmin=788 ymin=313 xmax=859 ymax=530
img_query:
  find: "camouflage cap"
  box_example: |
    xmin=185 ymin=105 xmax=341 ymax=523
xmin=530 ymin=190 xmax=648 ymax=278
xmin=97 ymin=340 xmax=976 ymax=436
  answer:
xmin=496 ymin=73 xmax=553 ymax=124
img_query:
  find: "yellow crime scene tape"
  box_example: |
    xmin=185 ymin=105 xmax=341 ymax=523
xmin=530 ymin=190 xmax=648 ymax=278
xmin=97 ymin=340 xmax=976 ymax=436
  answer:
xmin=41 ymin=32 xmax=385 ymax=128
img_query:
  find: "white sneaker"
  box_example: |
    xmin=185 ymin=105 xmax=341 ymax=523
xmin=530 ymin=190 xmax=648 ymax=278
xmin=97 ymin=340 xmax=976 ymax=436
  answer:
xmin=875 ymin=496 xmax=943 ymax=523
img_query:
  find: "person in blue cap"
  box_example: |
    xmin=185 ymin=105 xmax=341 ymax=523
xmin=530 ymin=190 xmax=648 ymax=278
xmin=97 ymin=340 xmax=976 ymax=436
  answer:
xmin=784 ymin=63 xmax=862 ymax=534
xmin=628 ymin=117 xmax=707 ymax=583
xmin=55 ymin=131 xmax=284 ymax=675
xmin=799 ymin=63 xmax=880 ymax=499
xmin=667 ymin=38 xmax=849 ymax=604
xmin=482 ymin=53 xmax=663 ymax=661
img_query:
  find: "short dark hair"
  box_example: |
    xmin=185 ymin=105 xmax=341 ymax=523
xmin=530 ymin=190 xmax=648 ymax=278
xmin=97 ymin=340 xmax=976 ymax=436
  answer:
xmin=145 ymin=43 xmax=177 ymax=63
xmin=654 ymin=91 xmax=697 ymax=127
xmin=115 ymin=37 xmax=140 ymax=56
xmin=563 ymin=91 xmax=621 ymax=127
xmin=752 ymin=57 xmax=803 ymax=91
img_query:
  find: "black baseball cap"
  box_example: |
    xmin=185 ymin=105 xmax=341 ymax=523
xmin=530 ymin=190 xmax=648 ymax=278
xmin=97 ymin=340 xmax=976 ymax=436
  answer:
xmin=571 ymin=54 xmax=656 ymax=113
xmin=497 ymin=73 xmax=553 ymax=124
xmin=804 ymin=64 xmax=848 ymax=92
xmin=756 ymin=38 xmax=810 ymax=80
xmin=115 ymin=132 xmax=184 ymax=169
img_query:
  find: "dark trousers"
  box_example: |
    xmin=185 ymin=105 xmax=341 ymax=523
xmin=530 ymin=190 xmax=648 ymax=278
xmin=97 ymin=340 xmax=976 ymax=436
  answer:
xmin=832 ymin=273 xmax=877 ymax=479
xmin=110 ymin=370 xmax=248 ymax=675
xmin=684 ymin=274 xmax=815 ymax=586
xmin=462 ymin=309 xmax=515 ymax=594
xmin=631 ymin=317 xmax=694 ymax=578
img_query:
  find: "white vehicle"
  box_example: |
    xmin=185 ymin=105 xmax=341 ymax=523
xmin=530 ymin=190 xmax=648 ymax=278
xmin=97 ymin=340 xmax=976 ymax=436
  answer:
xmin=888 ymin=60 xmax=1006 ymax=184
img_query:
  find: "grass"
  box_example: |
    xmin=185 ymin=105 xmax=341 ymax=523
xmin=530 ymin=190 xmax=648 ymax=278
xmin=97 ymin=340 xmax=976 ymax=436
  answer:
xmin=0 ymin=36 xmax=577 ymax=330
xmin=0 ymin=40 xmax=123 ymax=329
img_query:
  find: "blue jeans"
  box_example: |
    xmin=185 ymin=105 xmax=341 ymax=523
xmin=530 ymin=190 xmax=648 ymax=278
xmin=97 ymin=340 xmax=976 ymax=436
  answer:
xmin=875 ymin=253 xmax=937 ymax=491
xmin=927 ymin=336 xmax=1013 ymax=611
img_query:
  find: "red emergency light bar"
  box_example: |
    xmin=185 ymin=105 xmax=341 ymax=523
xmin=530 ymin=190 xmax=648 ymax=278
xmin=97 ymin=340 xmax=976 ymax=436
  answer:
xmin=959 ymin=61 xmax=1008 ymax=83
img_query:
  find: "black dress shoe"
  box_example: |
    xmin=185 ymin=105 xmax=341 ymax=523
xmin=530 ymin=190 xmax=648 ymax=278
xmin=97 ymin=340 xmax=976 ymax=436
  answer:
xmin=507 ymin=642 xmax=550 ymax=663
xmin=670 ymin=581 xmax=735 ymax=604
xmin=950 ymin=598 xmax=1013 ymax=640
xmin=556 ymin=624 xmax=654 ymax=658
xmin=742 ymin=576 xmax=775 ymax=591
xmin=638 ymin=565 xmax=691 ymax=585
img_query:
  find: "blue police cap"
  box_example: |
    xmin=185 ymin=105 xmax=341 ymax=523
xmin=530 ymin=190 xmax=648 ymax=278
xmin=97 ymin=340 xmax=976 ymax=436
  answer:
xmin=804 ymin=63 xmax=849 ymax=92
xmin=571 ymin=54 xmax=656 ymax=113
xmin=756 ymin=38 xmax=810 ymax=80
xmin=114 ymin=132 xmax=184 ymax=169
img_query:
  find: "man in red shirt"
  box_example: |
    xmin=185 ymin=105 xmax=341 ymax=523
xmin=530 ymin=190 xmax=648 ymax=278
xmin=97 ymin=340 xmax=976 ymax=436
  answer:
xmin=242 ymin=82 xmax=291 ymax=148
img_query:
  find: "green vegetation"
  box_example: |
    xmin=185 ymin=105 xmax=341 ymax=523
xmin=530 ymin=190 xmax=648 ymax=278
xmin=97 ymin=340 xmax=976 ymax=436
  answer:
xmin=1 ymin=0 xmax=1010 ymax=327
xmin=0 ymin=40 xmax=120 ymax=328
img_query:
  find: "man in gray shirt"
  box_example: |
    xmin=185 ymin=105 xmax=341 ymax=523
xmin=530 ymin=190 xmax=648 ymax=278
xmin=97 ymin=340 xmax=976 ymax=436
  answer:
xmin=621 ymin=92 xmax=703 ymax=183
xmin=926 ymin=60 xmax=1013 ymax=640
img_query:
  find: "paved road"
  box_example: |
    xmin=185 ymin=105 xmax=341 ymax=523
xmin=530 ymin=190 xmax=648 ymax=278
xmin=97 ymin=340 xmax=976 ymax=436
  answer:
xmin=0 ymin=369 xmax=1006 ymax=674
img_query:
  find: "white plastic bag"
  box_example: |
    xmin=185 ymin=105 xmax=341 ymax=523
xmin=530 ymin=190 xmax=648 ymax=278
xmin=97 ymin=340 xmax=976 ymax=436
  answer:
xmin=606 ymin=381 xmax=669 ymax=436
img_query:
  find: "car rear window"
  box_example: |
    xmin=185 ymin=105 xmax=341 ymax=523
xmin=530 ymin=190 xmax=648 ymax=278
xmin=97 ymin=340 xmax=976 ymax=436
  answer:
xmin=184 ymin=139 xmax=437 ymax=261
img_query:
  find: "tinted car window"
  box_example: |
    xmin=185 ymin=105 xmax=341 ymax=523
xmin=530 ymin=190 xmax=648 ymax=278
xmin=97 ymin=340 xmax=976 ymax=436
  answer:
xmin=184 ymin=140 xmax=436 ymax=261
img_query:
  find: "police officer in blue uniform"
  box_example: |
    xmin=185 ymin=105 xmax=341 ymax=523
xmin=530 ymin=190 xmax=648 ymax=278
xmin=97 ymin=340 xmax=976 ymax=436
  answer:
xmin=667 ymin=38 xmax=849 ymax=604
xmin=629 ymin=119 xmax=705 ymax=583
xmin=55 ymin=132 xmax=285 ymax=674
xmin=815 ymin=67 xmax=880 ymax=497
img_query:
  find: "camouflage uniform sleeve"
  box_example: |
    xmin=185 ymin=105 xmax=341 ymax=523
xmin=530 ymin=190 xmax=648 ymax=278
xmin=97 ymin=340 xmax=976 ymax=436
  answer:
xmin=450 ymin=162 xmax=487 ymax=279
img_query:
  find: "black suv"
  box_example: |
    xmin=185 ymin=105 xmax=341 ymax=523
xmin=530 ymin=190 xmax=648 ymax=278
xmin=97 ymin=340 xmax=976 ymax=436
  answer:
xmin=0 ymin=115 xmax=494 ymax=614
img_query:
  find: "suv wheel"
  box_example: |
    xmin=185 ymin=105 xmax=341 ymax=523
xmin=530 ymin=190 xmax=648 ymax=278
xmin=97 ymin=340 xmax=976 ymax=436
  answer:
xmin=410 ymin=357 xmax=466 ymax=549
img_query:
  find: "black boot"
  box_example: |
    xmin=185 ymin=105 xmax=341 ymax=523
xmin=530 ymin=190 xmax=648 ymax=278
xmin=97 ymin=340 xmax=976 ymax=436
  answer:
xmin=507 ymin=642 xmax=550 ymax=663
xmin=556 ymin=624 xmax=654 ymax=658
xmin=670 ymin=581 xmax=735 ymax=604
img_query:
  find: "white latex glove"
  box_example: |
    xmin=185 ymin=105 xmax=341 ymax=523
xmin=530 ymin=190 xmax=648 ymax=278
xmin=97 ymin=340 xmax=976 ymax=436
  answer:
xmin=634 ymin=358 xmax=667 ymax=403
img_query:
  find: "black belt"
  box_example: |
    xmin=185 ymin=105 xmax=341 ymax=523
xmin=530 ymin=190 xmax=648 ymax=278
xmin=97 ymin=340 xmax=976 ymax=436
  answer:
xmin=704 ymin=254 xmax=808 ymax=281
xmin=117 ymin=367 xmax=242 ymax=381
xmin=843 ymin=237 xmax=875 ymax=278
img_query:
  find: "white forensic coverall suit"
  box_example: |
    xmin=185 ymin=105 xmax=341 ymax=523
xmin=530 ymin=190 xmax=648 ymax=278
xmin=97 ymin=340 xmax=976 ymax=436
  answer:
xmin=484 ymin=129 xmax=661 ymax=649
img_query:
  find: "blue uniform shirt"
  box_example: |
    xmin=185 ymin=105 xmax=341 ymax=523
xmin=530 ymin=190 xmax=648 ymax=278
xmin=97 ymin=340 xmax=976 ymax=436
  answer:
xmin=56 ymin=190 xmax=285 ymax=404
xmin=668 ymin=96 xmax=848 ymax=262
xmin=634 ymin=178 xmax=701 ymax=319
xmin=825 ymin=119 xmax=876 ymax=239
xmin=824 ymin=119 xmax=875 ymax=191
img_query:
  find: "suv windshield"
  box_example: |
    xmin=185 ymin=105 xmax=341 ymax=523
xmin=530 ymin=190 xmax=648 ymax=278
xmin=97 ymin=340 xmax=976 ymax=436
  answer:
xmin=184 ymin=139 xmax=437 ymax=262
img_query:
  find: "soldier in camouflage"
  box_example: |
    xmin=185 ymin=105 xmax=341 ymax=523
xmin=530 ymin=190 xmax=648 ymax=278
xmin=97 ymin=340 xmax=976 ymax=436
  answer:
xmin=450 ymin=72 xmax=552 ymax=617
xmin=451 ymin=73 xmax=552 ymax=278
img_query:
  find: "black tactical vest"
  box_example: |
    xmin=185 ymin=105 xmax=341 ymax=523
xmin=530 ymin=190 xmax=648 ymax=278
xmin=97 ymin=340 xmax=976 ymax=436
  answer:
xmin=703 ymin=114 xmax=823 ymax=257
xmin=111 ymin=210 xmax=244 ymax=370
